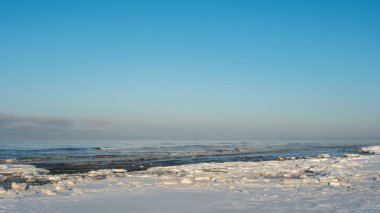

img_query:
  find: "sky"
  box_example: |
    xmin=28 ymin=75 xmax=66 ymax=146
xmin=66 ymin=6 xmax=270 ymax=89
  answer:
xmin=0 ymin=0 xmax=379 ymax=140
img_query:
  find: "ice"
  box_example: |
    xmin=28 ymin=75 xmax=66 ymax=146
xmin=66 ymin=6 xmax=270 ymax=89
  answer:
xmin=361 ymin=145 xmax=380 ymax=154
xmin=0 ymin=145 xmax=379 ymax=212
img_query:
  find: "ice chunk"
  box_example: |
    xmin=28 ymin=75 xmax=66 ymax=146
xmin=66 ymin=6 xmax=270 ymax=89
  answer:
xmin=361 ymin=146 xmax=380 ymax=154
xmin=180 ymin=178 xmax=193 ymax=184
xmin=11 ymin=182 xmax=27 ymax=190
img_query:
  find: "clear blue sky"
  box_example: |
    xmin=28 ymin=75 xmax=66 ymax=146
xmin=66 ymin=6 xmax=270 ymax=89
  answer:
xmin=0 ymin=0 xmax=379 ymax=140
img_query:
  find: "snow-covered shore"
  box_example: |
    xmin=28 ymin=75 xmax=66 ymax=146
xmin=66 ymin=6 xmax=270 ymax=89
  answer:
xmin=0 ymin=146 xmax=379 ymax=212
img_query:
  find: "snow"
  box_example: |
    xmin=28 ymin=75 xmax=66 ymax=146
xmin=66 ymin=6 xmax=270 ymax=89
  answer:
xmin=361 ymin=146 xmax=380 ymax=154
xmin=0 ymin=146 xmax=380 ymax=212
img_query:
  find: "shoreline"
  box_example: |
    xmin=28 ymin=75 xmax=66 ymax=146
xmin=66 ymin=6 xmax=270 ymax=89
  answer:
xmin=0 ymin=142 xmax=366 ymax=174
xmin=0 ymin=145 xmax=379 ymax=212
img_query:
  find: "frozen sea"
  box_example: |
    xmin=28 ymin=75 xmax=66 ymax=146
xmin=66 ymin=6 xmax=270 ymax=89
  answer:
xmin=0 ymin=140 xmax=377 ymax=174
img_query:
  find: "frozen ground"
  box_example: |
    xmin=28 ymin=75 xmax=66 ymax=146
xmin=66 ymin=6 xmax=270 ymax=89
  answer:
xmin=0 ymin=146 xmax=379 ymax=212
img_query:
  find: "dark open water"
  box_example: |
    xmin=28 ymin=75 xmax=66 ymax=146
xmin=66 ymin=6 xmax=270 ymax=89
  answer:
xmin=0 ymin=140 xmax=377 ymax=174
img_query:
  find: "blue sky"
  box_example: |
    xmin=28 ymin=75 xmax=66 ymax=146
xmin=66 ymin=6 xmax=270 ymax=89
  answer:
xmin=0 ymin=0 xmax=379 ymax=140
